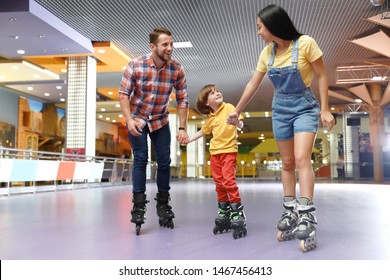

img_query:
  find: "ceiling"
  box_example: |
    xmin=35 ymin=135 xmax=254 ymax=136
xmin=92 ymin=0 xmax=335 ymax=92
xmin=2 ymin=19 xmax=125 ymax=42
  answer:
xmin=1 ymin=0 xmax=390 ymax=148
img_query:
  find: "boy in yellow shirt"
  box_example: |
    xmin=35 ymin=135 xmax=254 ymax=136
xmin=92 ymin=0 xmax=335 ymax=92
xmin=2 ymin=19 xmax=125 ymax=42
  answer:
xmin=185 ymin=84 xmax=247 ymax=239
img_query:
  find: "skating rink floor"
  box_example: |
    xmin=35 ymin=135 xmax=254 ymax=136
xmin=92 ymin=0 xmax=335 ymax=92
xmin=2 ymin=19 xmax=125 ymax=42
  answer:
xmin=1 ymin=178 xmax=390 ymax=260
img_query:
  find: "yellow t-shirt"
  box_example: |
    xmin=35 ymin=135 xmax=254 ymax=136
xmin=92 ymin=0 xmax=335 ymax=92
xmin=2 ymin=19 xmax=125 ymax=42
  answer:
xmin=201 ymin=102 xmax=244 ymax=155
xmin=256 ymin=35 xmax=323 ymax=87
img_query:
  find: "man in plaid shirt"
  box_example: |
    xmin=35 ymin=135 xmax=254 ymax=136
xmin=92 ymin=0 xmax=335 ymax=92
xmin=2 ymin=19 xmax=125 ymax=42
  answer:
xmin=119 ymin=27 xmax=189 ymax=234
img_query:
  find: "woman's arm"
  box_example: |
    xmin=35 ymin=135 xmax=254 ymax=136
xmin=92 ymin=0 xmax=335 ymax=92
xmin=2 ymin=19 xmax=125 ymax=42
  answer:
xmin=311 ymin=56 xmax=335 ymax=131
xmin=227 ymin=71 xmax=266 ymax=124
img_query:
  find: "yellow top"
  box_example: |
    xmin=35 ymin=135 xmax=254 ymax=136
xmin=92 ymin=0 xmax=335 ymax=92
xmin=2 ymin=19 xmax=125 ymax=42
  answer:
xmin=256 ymin=35 xmax=323 ymax=87
xmin=201 ymin=102 xmax=244 ymax=155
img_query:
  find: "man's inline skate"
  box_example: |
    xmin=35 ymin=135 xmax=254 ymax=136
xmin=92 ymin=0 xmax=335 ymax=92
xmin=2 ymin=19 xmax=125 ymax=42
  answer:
xmin=213 ymin=202 xmax=231 ymax=234
xmin=276 ymin=196 xmax=298 ymax=241
xmin=131 ymin=192 xmax=149 ymax=235
xmin=293 ymin=198 xmax=318 ymax=252
xmin=230 ymin=202 xmax=247 ymax=239
xmin=155 ymin=192 xmax=175 ymax=229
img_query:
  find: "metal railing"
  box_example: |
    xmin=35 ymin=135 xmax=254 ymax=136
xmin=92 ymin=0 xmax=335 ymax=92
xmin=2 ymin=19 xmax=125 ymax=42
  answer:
xmin=0 ymin=147 xmax=133 ymax=195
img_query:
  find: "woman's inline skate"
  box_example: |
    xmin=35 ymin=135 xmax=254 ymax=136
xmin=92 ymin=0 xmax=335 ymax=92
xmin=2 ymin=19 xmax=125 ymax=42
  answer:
xmin=276 ymin=196 xmax=298 ymax=241
xmin=293 ymin=198 xmax=318 ymax=252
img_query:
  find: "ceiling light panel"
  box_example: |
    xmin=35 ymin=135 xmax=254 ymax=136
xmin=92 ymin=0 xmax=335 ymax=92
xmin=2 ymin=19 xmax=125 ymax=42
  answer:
xmin=0 ymin=60 xmax=59 ymax=82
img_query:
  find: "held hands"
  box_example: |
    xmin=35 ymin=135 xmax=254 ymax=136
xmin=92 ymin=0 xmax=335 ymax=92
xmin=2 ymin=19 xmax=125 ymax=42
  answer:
xmin=176 ymin=130 xmax=190 ymax=145
xmin=321 ymin=110 xmax=335 ymax=131
xmin=226 ymin=111 xmax=240 ymax=126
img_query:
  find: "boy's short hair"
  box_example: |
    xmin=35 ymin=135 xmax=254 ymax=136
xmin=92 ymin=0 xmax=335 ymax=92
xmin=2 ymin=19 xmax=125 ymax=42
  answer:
xmin=196 ymin=84 xmax=215 ymax=115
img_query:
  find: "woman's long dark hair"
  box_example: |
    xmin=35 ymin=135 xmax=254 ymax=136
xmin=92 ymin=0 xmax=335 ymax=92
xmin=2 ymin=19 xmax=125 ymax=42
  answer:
xmin=258 ymin=4 xmax=302 ymax=40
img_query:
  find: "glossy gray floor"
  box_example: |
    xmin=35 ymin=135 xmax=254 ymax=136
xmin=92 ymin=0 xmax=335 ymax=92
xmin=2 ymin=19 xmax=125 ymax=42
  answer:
xmin=1 ymin=179 xmax=389 ymax=260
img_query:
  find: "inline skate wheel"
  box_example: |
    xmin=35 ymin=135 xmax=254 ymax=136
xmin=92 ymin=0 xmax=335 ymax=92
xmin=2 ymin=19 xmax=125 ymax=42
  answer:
xmin=135 ymin=225 xmax=141 ymax=235
xmin=299 ymin=239 xmax=317 ymax=253
xmin=277 ymin=231 xmax=283 ymax=241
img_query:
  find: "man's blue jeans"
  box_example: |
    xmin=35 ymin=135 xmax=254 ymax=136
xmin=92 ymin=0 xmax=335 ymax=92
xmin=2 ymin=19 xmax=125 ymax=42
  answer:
xmin=128 ymin=124 xmax=171 ymax=193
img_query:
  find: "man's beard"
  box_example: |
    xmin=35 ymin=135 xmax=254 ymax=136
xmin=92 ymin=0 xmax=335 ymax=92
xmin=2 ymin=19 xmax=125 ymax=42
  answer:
xmin=156 ymin=49 xmax=171 ymax=62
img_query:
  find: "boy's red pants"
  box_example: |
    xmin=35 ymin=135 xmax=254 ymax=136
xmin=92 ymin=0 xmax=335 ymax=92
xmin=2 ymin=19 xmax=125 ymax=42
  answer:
xmin=210 ymin=152 xmax=241 ymax=203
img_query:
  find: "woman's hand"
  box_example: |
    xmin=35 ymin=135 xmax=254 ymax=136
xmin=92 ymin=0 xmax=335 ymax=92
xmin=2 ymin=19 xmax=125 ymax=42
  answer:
xmin=226 ymin=112 xmax=239 ymax=125
xmin=321 ymin=110 xmax=335 ymax=131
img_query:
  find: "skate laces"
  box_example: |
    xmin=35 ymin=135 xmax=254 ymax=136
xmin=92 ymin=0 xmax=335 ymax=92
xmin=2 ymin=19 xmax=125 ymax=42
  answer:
xmin=281 ymin=205 xmax=296 ymax=221
xmin=217 ymin=208 xmax=229 ymax=218
xmin=230 ymin=210 xmax=245 ymax=222
xmin=297 ymin=207 xmax=317 ymax=230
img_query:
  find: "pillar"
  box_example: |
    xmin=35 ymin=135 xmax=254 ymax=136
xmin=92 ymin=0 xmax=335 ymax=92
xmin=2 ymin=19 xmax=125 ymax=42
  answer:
xmin=65 ymin=56 xmax=96 ymax=157
xmin=368 ymin=83 xmax=384 ymax=183
xmin=186 ymin=123 xmax=197 ymax=178
xmin=344 ymin=114 xmax=360 ymax=179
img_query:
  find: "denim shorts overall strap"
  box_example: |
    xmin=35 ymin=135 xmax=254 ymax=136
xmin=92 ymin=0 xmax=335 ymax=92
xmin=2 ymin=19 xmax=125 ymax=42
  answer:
xmin=267 ymin=39 xmax=319 ymax=140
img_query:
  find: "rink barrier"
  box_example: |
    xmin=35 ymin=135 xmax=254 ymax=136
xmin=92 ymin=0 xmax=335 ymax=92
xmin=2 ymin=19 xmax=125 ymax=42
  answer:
xmin=0 ymin=147 xmax=133 ymax=196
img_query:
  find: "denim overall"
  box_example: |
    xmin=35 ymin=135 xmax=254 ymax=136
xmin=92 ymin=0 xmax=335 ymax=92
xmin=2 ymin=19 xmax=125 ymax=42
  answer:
xmin=267 ymin=39 xmax=320 ymax=140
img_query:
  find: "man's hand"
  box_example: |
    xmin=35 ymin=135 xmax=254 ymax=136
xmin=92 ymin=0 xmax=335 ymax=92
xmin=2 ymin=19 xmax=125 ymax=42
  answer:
xmin=127 ymin=119 xmax=142 ymax=136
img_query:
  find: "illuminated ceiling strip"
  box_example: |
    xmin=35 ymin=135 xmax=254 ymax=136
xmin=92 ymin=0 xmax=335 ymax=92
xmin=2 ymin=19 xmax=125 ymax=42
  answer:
xmin=336 ymin=64 xmax=390 ymax=84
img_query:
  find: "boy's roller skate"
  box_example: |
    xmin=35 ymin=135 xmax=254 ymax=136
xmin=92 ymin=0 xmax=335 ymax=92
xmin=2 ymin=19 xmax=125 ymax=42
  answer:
xmin=155 ymin=192 xmax=175 ymax=229
xmin=276 ymin=196 xmax=298 ymax=241
xmin=230 ymin=202 xmax=247 ymax=239
xmin=131 ymin=192 xmax=149 ymax=235
xmin=213 ymin=202 xmax=231 ymax=234
xmin=293 ymin=198 xmax=318 ymax=253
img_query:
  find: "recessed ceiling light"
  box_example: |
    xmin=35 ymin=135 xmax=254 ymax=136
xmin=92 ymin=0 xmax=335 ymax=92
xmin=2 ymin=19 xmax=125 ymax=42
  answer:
xmin=17 ymin=50 xmax=25 ymax=54
xmin=60 ymin=98 xmax=65 ymax=102
xmin=101 ymin=108 xmax=106 ymax=111
xmin=56 ymin=86 xmax=62 ymax=89
xmin=61 ymin=69 xmax=67 ymax=73
xmin=115 ymin=104 xmax=120 ymax=108
xmin=112 ymin=120 xmax=116 ymax=123
xmin=39 ymin=35 xmax=46 ymax=39
xmin=108 ymin=91 xmax=113 ymax=95
xmin=44 ymin=93 xmax=50 ymax=96
xmin=98 ymin=115 xmax=103 ymax=118
xmin=27 ymin=86 xmax=33 ymax=90
xmin=173 ymin=41 xmax=193 ymax=48
xmin=119 ymin=114 xmax=123 ymax=118
xmin=105 ymin=117 xmax=110 ymax=121
xmin=98 ymin=49 xmax=106 ymax=53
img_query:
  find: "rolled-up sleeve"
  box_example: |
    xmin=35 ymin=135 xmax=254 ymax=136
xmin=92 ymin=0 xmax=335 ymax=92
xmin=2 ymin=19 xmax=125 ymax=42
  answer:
xmin=119 ymin=62 xmax=134 ymax=101
xmin=175 ymin=66 xmax=189 ymax=109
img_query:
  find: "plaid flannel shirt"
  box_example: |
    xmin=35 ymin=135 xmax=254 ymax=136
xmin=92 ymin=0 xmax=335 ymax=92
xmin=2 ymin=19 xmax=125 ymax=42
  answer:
xmin=119 ymin=53 xmax=189 ymax=132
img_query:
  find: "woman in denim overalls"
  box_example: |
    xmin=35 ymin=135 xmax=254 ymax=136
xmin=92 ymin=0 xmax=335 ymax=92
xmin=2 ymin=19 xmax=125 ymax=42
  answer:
xmin=227 ymin=5 xmax=335 ymax=252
